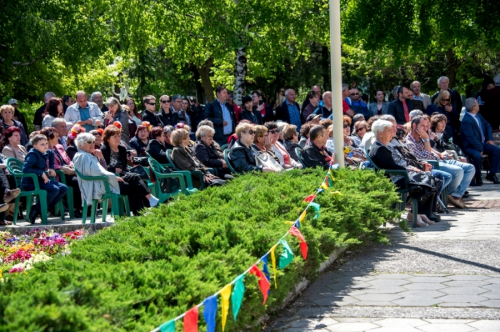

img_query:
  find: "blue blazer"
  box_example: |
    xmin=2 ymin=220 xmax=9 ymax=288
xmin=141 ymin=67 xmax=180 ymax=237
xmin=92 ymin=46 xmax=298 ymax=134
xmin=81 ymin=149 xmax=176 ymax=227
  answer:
xmin=460 ymin=112 xmax=493 ymax=153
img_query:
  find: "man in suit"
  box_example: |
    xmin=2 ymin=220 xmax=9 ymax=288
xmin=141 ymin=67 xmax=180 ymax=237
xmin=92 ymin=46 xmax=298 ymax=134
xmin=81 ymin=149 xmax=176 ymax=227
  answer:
xmin=204 ymin=85 xmax=237 ymax=146
xmin=275 ymin=88 xmax=302 ymax=131
xmin=387 ymin=86 xmax=415 ymax=124
xmin=411 ymin=81 xmax=432 ymax=109
xmin=461 ymin=97 xmax=500 ymax=185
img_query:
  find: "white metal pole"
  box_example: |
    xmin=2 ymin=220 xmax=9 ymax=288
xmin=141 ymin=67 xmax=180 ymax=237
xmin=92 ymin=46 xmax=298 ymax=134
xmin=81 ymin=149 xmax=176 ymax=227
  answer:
xmin=329 ymin=0 xmax=345 ymax=167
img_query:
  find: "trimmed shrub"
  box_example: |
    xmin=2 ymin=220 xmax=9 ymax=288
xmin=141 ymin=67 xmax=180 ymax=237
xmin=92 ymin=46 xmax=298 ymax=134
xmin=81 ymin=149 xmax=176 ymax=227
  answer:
xmin=0 ymin=168 xmax=399 ymax=331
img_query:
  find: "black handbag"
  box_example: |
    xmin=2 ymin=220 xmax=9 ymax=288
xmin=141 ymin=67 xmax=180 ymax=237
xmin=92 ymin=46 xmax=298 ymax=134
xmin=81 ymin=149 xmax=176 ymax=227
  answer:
xmin=128 ymin=165 xmax=150 ymax=180
xmin=160 ymin=167 xmax=181 ymax=193
xmin=133 ymin=156 xmax=150 ymax=166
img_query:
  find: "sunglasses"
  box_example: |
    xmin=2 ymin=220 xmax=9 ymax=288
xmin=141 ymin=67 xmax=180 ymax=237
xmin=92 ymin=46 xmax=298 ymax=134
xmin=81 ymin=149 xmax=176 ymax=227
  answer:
xmin=269 ymin=129 xmax=279 ymax=134
xmin=442 ymin=99 xmax=450 ymax=102
xmin=351 ymin=93 xmax=359 ymax=96
xmin=86 ymin=140 xmax=95 ymax=145
xmin=161 ymin=100 xmax=170 ymax=103
xmin=343 ymin=124 xmax=350 ymax=128
xmin=245 ymin=130 xmax=255 ymax=135
xmin=357 ymin=127 xmax=366 ymax=130
xmin=148 ymin=102 xmax=156 ymax=106
xmin=92 ymin=133 xmax=102 ymax=137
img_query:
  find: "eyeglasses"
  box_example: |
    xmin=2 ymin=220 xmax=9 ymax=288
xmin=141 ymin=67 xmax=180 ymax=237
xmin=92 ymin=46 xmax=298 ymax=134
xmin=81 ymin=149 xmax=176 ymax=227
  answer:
xmin=161 ymin=100 xmax=170 ymax=103
xmin=269 ymin=129 xmax=279 ymax=134
xmin=148 ymin=102 xmax=156 ymax=106
xmin=357 ymin=127 xmax=366 ymax=131
xmin=86 ymin=140 xmax=95 ymax=145
xmin=343 ymin=124 xmax=350 ymax=128
xmin=245 ymin=130 xmax=255 ymax=135
xmin=351 ymin=93 xmax=359 ymax=96
xmin=92 ymin=133 xmax=102 ymax=137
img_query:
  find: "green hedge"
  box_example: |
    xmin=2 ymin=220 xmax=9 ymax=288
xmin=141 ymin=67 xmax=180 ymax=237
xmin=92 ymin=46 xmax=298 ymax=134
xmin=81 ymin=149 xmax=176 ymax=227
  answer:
xmin=0 ymin=168 xmax=399 ymax=331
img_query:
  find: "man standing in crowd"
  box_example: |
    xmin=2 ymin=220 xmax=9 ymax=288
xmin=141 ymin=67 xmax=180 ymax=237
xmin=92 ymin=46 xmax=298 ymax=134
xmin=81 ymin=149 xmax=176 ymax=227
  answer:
xmin=431 ymin=76 xmax=462 ymax=116
xmin=172 ymin=95 xmax=190 ymax=126
xmin=349 ymin=88 xmax=367 ymax=108
xmin=141 ymin=95 xmax=164 ymax=127
xmin=275 ymin=89 xmax=302 ymax=131
xmin=33 ymin=91 xmax=56 ymax=131
xmin=64 ymin=91 xmax=103 ymax=132
xmin=461 ymin=97 xmax=500 ymax=185
xmin=301 ymin=85 xmax=322 ymax=112
xmin=388 ymin=86 xmax=415 ymax=124
xmin=189 ymin=96 xmax=205 ymax=130
xmin=7 ymin=99 xmax=28 ymax=133
xmin=204 ymin=85 xmax=236 ymax=146
xmin=315 ymin=91 xmax=333 ymax=119
xmin=407 ymin=89 xmax=426 ymax=112
xmin=62 ymin=95 xmax=74 ymax=113
xmin=481 ymin=73 xmax=500 ymax=130
xmin=90 ymin=91 xmax=109 ymax=113
xmin=411 ymin=81 xmax=432 ymax=109
xmin=51 ymin=118 xmax=69 ymax=149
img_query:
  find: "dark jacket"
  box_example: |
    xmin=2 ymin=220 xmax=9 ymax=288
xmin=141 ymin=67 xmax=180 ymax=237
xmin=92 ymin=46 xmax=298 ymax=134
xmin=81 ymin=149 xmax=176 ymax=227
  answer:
xmin=160 ymin=109 xmax=179 ymax=127
xmin=460 ymin=112 xmax=493 ymax=153
xmin=13 ymin=108 xmax=28 ymax=134
xmin=21 ymin=148 xmax=54 ymax=188
xmin=314 ymin=105 xmax=332 ymax=119
xmin=369 ymin=140 xmax=406 ymax=171
xmin=204 ymin=100 xmax=237 ymax=142
xmin=229 ymin=140 xmax=262 ymax=173
xmin=301 ymin=103 xmax=317 ymax=123
xmin=2 ymin=119 xmax=29 ymax=146
xmin=188 ymin=104 xmax=206 ymax=130
xmin=146 ymin=139 xmax=169 ymax=164
xmin=239 ymin=109 xmax=263 ymax=125
xmin=413 ymin=99 xmax=426 ymax=113
xmin=129 ymin=136 xmax=149 ymax=156
xmin=481 ymin=86 xmax=500 ymax=130
xmin=283 ymin=140 xmax=301 ymax=163
xmin=431 ymin=89 xmax=463 ymax=119
xmin=425 ymin=103 xmax=461 ymax=134
xmin=172 ymin=146 xmax=207 ymax=173
xmin=301 ymin=140 xmax=332 ymax=170
xmin=66 ymin=141 xmax=78 ymax=161
xmin=193 ymin=140 xmax=224 ymax=168
xmin=387 ymin=99 xmax=415 ymax=124
xmin=275 ymin=100 xmax=301 ymax=124
xmin=141 ymin=110 xmax=164 ymax=127
xmin=101 ymin=143 xmax=128 ymax=173
xmin=33 ymin=103 xmax=47 ymax=128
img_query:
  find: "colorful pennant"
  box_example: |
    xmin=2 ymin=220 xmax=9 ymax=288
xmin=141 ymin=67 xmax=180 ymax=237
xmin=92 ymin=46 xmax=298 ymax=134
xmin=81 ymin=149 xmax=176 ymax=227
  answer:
xmin=270 ymin=245 xmax=278 ymax=289
xmin=303 ymin=194 xmax=316 ymax=202
xmin=309 ymin=202 xmax=321 ymax=220
xmin=184 ymin=306 xmax=199 ymax=332
xmin=317 ymin=188 xmax=324 ymax=194
xmin=298 ymin=209 xmax=307 ymax=223
xmin=220 ymin=284 xmax=231 ymax=331
xmin=203 ymin=296 xmax=217 ymax=332
xmin=289 ymin=226 xmax=308 ymax=260
xmin=262 ymin=255 xmax=270 ymax=282
xmin=159 ymin=320 xmax=175 ymax=332
xmin=279 ymin=239 xmax=294 ymax=269
xmin=324 ymin=175 xmax=330 ymax=187
xmin=320 ymin=182 xmax=328 ymax=190
xmin=249 ymin=264 xmax=270 ymax=305
xmin=231 ymin=275 xmax=245 ymax=321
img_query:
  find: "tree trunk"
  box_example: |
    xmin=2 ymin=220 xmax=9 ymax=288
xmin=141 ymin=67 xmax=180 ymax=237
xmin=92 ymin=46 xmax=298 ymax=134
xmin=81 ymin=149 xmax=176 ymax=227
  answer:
xmin=233 ymin=46 xmax=247 ymax=106
xmin=198 ymin=57 xmax=215 ymax=102
xmin=190 ymin=65 xmax=205 ymax=103
xmin=445 ymin=48 xmax=461 ymax=89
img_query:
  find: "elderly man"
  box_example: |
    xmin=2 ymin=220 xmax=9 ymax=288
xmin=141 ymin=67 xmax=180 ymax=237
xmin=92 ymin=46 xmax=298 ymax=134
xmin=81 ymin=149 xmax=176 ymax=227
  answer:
xmin=314 ymin=91 xmax=332 ymax=118
xmin=90 ymin=91 xmax=109 ymax=113
xmin=461 ymin=97 xmax=500 ymax=185
xmin=407 ymin=115 xmax=475 ymax=208
xmin=33 ymin=91 xmax=56 ymax=130
xmin=204 ymin=85 xmax=237 ymax=146
xmin=388 ymin=86 xmax=415 ymax=125
xmin=64 ymin=91 xmax=103 ymax=132
xmin=275 ymin=88 xmax=302 ymax=130
xmin=51 ymin=118 xmax=69 ymax=149
xmin=411 ymin=81 xmax=432 ymax=109
xmin=301 ymin=125 xmax=333 ymax=169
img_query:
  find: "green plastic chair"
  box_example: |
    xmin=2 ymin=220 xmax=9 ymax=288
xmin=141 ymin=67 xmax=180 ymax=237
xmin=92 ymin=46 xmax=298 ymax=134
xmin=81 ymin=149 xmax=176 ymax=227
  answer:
xmin=55 ymin=170 xmax=75 ymax=219
xmin=220 ymin=143 xmax=228 ymax=150
xmin=294 ymin=147 xmax=306 ymax=168
xmin=223 ymin=149 xmax=242 ymax=175
xmin=166 ymin=149 xmax=206 ymax=189
xmin=74 ymin=168 xmax=130 ymax=224
xmin=148 ymin=157 xmax=198 ymax=202
xmin=6 ymin=158 xmax=65 ymax=225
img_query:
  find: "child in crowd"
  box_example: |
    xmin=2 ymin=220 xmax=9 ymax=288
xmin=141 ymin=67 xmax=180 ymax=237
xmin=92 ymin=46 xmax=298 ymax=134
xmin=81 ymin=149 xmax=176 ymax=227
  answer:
xmin=22 ymin=134 xmax=68 ymax=224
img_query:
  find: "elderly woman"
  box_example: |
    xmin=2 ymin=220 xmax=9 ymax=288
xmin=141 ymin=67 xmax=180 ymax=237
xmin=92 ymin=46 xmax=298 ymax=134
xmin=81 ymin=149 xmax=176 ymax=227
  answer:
xmin=171 ymin=128 xmax=223 ymax=188
xmin=89 ymin=129 xmax=104 ymax=149
xmin=104 ymin=97 xmax=130 ymax=143
xmin=40 ymin=127 xmax=83 ymax=218
xmin=282 ymin=124 xmax=301 ymax=163
xmin=129 ymin=123 xmax=150 ymax=156
xmin=164 ymin=125 xmax=175 ymax=150
xmin=0 ymin=105 xmax=28 ymax=146
xmin=73 ymin=133 xmax=158 ymax=215
xmin=351 ymin=120 xmax=367 ymax=147
xmin=265 ymin=122 xmax=302 ymax=169
xmin=230 ymin=123 xmax=274 ymax=173
xmin=369 ymin=120 xmax=438 ymax=227
xmin=360 ymin=115 xmax=380 ymax=151
xmin=193 ymin=125 xmax=231 ymax=177
xmin=42 ymin=97 xmax=64 ymax=128
xmin=99 ymin=126 xmax=158 ymax=213
xmin=2 ymin=127 xmax=28 ymax=162
xmin=146 ymin=126 xmax=169 ymax=164
xmin=425 ymin=90 xmax=460 ymax=141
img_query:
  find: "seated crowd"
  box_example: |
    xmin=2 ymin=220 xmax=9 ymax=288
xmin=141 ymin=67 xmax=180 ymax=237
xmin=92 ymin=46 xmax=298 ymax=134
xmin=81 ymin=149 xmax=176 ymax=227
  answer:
xmin=2 ymin=76 xmax=499 ymax=226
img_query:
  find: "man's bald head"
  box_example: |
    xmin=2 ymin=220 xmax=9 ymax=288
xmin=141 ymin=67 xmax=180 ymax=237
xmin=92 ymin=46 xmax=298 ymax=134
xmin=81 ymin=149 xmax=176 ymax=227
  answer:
xmin=75 ymin=91 xmax=88 ymax=108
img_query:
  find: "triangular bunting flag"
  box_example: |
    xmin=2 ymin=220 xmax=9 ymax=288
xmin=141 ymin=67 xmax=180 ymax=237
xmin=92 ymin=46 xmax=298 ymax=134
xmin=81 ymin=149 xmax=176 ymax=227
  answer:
xmin=231 ymin=275 xmax=245 ymax=321
xmin=279 ymin=239 xmax=294 ymax=269
xmin=298 ymin=209 xmax=307 ymax=222
xmin=324 ymin=175 xmax=330 ymax=187
xmin=317 ymin=188 xmax=324 ymax=194
xmin=295 ymin=218 xmax=301 ymax=228
xmin=329 ymin=168 xmax=335 ymax=180
xmin=331 ymin=191 xmax=343 ymax=197
xmin=203 ymin=296 xmax=217 ymax=332
xmin=262 ymin=255 xmax=270 ymax=282
xmin=270 ymin=245 xmax=278 ymax=289
xmin=320 ymin=182 xmax=328 ymax=190
xmin=303 ymin=194 xmax=315 ymax=203
xmin=220 ymin=284 xmax=231 ymax=331
xmin=289 ymin=226 xmax=308 ymax=260
xmin=249 ymin=264 xmax=270 ymax=305
xmin=309 ymin=202 xmax=320 ymax=220
xmin=184 ymin=306 xmax=199 ymax=332
xmin=159 ymin=320 xmax=175 ymax=332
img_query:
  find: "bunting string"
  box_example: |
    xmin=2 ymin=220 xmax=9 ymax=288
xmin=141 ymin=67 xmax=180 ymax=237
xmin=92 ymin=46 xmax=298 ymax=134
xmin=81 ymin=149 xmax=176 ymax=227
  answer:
xmin=153 ymin=168 xmax=335 ymax=332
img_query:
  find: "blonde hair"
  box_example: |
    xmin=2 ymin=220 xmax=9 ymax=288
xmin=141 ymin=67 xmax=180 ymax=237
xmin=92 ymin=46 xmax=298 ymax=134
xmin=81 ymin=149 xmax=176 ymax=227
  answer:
xmin=253 ymin=125 xmax=268 ymax=143
xmin=434 ymin=90 xmax=451 ymax=106
xmin=171 ymin=129 xmax=189 ymax=146
xmin=327 ymin=125 xmax=333 ymax=138
xmin=0 ymin=104 xmax=15 ymax=115
xmin=235 ymin=123 xmax=255 ymax=139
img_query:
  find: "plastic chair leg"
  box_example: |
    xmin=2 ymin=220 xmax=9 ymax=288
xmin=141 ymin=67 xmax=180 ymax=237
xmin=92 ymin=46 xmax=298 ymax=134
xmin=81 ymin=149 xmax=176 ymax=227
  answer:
xmin=91 ymin=201 xmax=98 ymax=224
xmin=39 ymin=192 xmax=48 ymax=225
xmin=122 ymin=197 xmax=130 ymax=216
xmin=13 ymin=196 xmax=21 ymax=225
xmin=58 ymin=201 xmax=65 ymax=222
xmin=411 ymin=198 xmax=419 ymax=228
xmin=66 ymin=187 xmax=75 ymax=219
xmin=101 ymin=199 xmax=109 ymax=223
xmin=111 ymin=195 xmax=120 ymax=218
xmin=82 ymin=202 xmax=88 ymax=224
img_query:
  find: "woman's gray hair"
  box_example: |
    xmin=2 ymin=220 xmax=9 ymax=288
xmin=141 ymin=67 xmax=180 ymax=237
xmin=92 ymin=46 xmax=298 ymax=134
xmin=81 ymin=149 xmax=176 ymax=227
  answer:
xmin=105 ymin=96 xmax=120 ymax=107
xmin=196 ymin=125 xmax=215 ymax=140
xmin=379 ymin=114 xmax=396 ymax=122
xmin=75 ymin=133 xmax=95 ymax=150
xmin=372 ymin=120 xmax=393 ymax=137
xmin=276 ymin=121 xmax=287 ymax=133
xmin=163 ymin=125 xmax=175 ymax=134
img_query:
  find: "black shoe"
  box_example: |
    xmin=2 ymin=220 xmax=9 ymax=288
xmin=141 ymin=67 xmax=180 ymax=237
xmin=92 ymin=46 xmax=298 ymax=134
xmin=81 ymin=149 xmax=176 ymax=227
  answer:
xmin=28 ymin=208 xmax=39 ymax=224
xmin=428 ymin=214 xmax=441 ymax=223
xmin=465 ymin=191 xmax=469 ymax=195
xmin=471 ymin=177 xmax=483 ymax=186
xmin=463 ymin=192 xmax=470 ymax=198
xmin=74 ymin=210 xmax=83 ymax=218
xmin=486 ymin=173 xmax=500 ymax=184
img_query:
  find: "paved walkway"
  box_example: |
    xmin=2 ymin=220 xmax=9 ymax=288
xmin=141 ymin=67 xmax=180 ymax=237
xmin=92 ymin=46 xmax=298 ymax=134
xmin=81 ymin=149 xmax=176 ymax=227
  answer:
xmin=265 ymin=183 xmax=500 ymax=332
